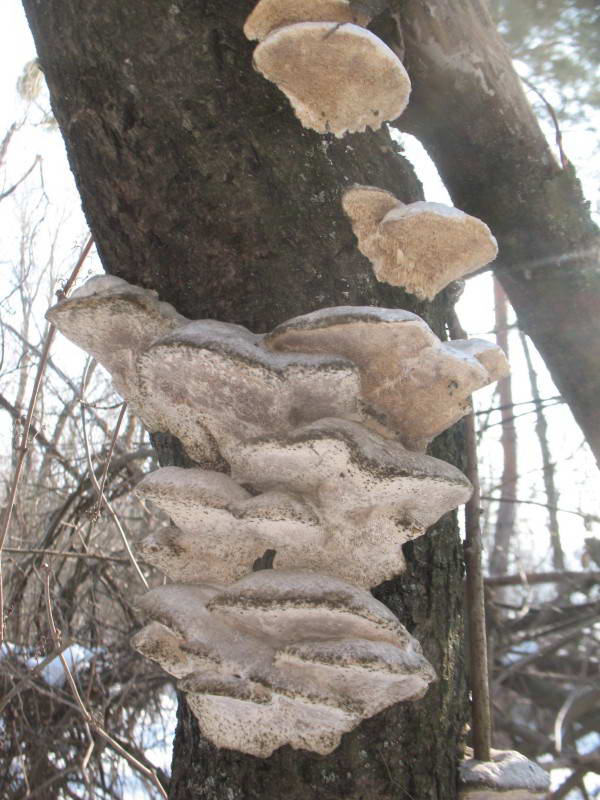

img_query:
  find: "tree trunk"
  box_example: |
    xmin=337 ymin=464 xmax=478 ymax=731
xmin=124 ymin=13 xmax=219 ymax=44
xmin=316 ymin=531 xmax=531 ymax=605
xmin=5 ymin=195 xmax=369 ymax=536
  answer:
xmin=22 ymin=1 xmax=468 ymax=797
xmin=395 ymin=0 xmax=600 ymax=469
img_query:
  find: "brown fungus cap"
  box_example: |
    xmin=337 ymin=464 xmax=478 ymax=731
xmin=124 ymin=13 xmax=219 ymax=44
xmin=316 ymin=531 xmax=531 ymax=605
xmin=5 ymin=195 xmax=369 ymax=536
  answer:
xmin=342 ymin=185 xmax=498 ymax=299
xmin=265 ymin=306 xmax=509 ymax=451
xmin=244 ymin=0 xmax=371 ymax=42
xmin=252 ymin=22 xmax=411 ymax=137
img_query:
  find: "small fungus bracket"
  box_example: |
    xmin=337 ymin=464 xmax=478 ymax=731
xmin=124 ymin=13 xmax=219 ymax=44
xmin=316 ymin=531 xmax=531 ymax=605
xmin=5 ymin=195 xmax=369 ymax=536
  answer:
xmin=342 ymin=185 xmax=498 ymax=299
xmin=244 ymin=1 xmax=410 ymax=137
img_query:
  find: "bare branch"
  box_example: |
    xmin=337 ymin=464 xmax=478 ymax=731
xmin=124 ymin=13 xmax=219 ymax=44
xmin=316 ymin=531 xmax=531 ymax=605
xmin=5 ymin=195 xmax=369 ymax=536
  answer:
xmin=80 ymin=401 xmax=148 ymax=588
xmin=0 ymin=155 xmax=42 ymax=203
xmin=42 ymin=565 xmax=168 ymax=799
xmin=0 ymin=235 xmax=94 ymax=646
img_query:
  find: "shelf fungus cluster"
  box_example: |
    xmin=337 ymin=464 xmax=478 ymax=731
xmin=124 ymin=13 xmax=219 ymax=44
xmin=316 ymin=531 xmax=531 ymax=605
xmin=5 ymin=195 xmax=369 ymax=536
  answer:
xmin=132 ymin=571 xmax=435 ymax=757
xmin=459 ymin=749 xmax=550 ymax=799
xmin=244 ymin=0 xmax=411 ymax=137
xmin=47 ymin=275 xmax=510 ymax=755
xmin=342 ymin=185 xmax=498 ymax=299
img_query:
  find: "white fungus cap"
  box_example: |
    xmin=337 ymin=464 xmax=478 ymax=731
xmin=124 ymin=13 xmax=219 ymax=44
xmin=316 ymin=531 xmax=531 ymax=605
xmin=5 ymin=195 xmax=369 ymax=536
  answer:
xmin=137 ymin=319 xmax=362 ymax=463
xmin=265 ymin=306 xmax=509 ymax=451
xmin=244 ymin=0 xmax=371 ymax=42
xmin=135 ymin=424 xmax=470 ymax=587
xmin=342 ymin=185 xmax=498 ymax=299
xmin=252 ymin=22 xmax=411 ymax=137
xmin=132 ymin=570 xmax=436 ymax=757
xmin=46 ymin=275 xmax=184 ymax=418
xmin=459 ymin=749 xmax=550 ymax=799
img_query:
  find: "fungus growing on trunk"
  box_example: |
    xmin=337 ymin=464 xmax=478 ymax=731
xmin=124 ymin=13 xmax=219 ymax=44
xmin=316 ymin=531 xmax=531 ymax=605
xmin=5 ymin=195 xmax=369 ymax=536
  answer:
xmin=46 ymin=275 xmax=184 ymax=419
xmin=342 ymin=185 xmax=498 ymax=299
xmin=244 ymin=0 xmax=371 ymax=41
xmin=266 ymin=306 xmax=509 ymax=451
xmin=48 ymin=275 xmax=489 ymax=756
xmin=247 ymin=16 xmax=410 ymax=137
xmin=135 ymin=422 xmax=471 ymax=587
xmin=459 ymin=749 xmax=550 ymax=799
xmin=138 ymin=320 xmax=361 ymax=462
xmin=132 ymin=570 xmax=435 ymax=756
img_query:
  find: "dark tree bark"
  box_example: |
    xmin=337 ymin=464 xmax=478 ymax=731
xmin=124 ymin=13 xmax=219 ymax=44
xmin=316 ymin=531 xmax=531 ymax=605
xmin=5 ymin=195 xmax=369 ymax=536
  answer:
xmin=22 ymin=1 xmax=468 ymax=798
xmin=395 ymin=0 xmax=600 ymax=469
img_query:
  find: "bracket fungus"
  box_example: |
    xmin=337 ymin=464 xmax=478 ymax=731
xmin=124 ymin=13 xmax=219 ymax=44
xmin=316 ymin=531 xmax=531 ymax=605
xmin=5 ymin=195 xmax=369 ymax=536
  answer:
xmin=137 ymin=320 xmax=362 ymax=463
xmin=244 ymin=0 xmax=372 ymax=41
xmin=136 ymin=432 xmax=471 ymax=587
xmin=48 ymin=275 xmax=489 ymax=756
xmin=132 ymin=570 xmax=435 ymax=756
xmin=459 ymin=750 xmax=550 ymax=799
xmin=265 ymin=306 xmax=509 ymax=451
xmin=245 ymin=0 xmax=411 ymax=137
xmin=342 ymin=185 xmax=498 ymax=299
xmin=45 ymin=275 xmax=184 ymax=421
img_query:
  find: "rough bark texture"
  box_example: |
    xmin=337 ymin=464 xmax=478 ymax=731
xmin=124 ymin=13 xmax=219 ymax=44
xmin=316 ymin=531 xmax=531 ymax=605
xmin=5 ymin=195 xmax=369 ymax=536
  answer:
xmin=395 ymin=0 xmax=600 ymax=468
xmin=22 ymin=1 xmax=468 ymax=798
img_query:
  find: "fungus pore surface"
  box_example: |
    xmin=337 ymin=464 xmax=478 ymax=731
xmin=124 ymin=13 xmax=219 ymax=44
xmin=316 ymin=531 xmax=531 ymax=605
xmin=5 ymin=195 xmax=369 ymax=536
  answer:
xmin=251 ymin=23 xmax=411 ymax=137
xmin=342 ymin=185 xmax=498 ymax=299
xmin=132 ymin=570 xmax=436 ymax=757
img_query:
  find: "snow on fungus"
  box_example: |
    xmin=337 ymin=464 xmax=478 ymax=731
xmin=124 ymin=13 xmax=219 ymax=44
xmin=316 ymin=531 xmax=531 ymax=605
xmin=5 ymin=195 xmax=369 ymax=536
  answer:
xmin=132 ymin=571 xmax=435 ymax=756
xmin=459 ymin=749 xmax=550 ymax=799
xmin=137 ymin=319 xmax=361 ymax=463
xmin=342 ymin=185 xmax=498 ymax=299
xmin=244 ymin=0 xmax=371 ymax=42
xmin=46 ymin=275 xmax=184 ymax=418
xmin=252 ymin=23 xmax=411 ymax=137
xmin=229 ymin=417 xmax=472 ymax=525
xmin=266 ymin=306 xmax=509 ymax=451
xmin=134 ymin=428 xmax=470 ymax=587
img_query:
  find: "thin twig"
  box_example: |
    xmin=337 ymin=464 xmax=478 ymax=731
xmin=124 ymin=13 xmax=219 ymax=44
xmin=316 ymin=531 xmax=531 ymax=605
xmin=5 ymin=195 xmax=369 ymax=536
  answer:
xmin=474 ymin=395 xmax=563 ymax=416
xmin=3 ymin=547 xmax=130 ymax=564
xmin=520 ymin=330 xmax=565 ymax=569
xmin=42 ymin=565 xmax=168 ymax=799
xmin=0 ymin=391 xmax=79 ymax=479
xmin=96 ymin=402 xmax=128 ymax=515
xmin=0 ymin=234 xmax=94 ymax=647
xmin=0 ymin=155 xmax=42 ymax=202
xmin=485 ymin=570 xmax=600 ymax=588
xmin=449 ymin=310 xmax=491 ymax=762
xmin=0 ymin=635 xmax=75 ymax=714
xmin=521 ymin=75 xmax=570 ymax=169
xmin=80 ymin=401 xmax=148 ymax=588
xmin=480 ymin=495 xmax=600 ymax=525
